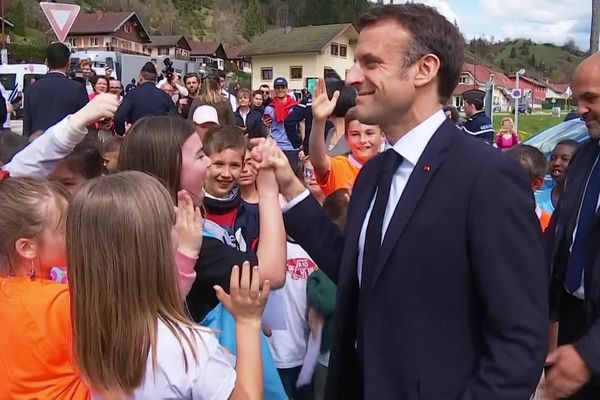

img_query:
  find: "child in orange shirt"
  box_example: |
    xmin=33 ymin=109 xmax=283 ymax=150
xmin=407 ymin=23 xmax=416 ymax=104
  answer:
xmin=506 ymin=145 xmax=552 ymax=231
xmin=309 ymin=79 xmax=384 ymax=196
xmin=0 ymin=178 xmax=89 ymax=399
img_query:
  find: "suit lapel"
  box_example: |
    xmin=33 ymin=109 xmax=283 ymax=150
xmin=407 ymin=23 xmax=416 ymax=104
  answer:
xmin=367 ymin=120 xmax=455 ymax=293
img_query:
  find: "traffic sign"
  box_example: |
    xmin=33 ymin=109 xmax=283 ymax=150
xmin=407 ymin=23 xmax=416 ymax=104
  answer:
xmin=511 ymin=88 xmax=522 ymax=99
xmin=551 ymin=98 xmax=556 ymax=104
xmin=40 ymin=2 xmax=80 ymax=43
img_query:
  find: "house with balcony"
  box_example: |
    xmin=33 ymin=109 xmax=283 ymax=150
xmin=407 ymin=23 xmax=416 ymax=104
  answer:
xmin=225 ymin=45 xmax=251 ymax=74
xmin=507 ymin=75 xmax=547 ymax=109
xmin=188 ymin=40 xmax=226 ymax=70
xmin=148 ymin=35 xmax=191 ymax=60
xmin=66 ymin=11 xmax=151 ymax=56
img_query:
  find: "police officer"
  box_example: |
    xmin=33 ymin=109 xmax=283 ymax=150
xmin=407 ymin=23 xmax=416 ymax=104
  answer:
xmin=114 ymin=62 xmax=177 ymax=135
xmin=461 ymin=89 xmax=494 ymax=144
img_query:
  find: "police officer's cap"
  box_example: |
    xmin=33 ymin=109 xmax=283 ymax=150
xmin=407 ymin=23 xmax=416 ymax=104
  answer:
xmin=462 ymin=89 xmax=485 ymax=103
xmin=141 ymin=62 xmax=156 ymax=74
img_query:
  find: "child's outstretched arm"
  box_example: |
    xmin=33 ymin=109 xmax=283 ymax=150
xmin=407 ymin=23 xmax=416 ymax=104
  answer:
xmin=215 ymin=262 xmax=270 ymax=400
xmin=174 ymin=190 xmax=203 ymax=298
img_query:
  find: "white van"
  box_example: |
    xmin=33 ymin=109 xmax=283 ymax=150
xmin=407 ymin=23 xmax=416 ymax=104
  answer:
xmin=0 ymin=64 xmax=48 ymax=117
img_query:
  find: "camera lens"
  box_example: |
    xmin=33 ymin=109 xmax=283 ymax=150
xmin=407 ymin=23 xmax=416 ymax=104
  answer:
xmin=325 ymin=78 xmax=356 ymax=118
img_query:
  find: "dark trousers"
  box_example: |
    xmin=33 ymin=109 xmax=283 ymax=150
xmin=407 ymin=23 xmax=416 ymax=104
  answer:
xmin=277 ymin=366 xmax=313 ymax=400
xmin=283 ymin=150 xmax=300 ymax=174
xmin=557 ymin=291 xmax=600 ymax=399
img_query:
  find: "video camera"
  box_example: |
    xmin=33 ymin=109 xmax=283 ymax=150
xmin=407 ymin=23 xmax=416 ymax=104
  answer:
xmin=324 ymin=70 xmax=356 ymax=117
xmin=163 ymin=58 xmax=175 ymax=82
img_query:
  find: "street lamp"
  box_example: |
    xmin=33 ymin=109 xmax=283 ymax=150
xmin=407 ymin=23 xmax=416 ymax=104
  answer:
xmin=515 ymin=68 xmax=525 ymax=134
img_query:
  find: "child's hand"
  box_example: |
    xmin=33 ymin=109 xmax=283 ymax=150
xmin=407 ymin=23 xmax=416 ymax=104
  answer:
xmin=214 ymin=261 xmax=271 ymax=327
xmin=174 ymin=190 xmax=203 ymax=258
xmin=70 ymin=93 xmax=119 ymax=130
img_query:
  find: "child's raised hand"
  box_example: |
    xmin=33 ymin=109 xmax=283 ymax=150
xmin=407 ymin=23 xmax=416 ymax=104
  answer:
xmin=174 ymin=190 xmax=203 ymax=258
xmin=214 ymin=261 xmax=270 ymax=326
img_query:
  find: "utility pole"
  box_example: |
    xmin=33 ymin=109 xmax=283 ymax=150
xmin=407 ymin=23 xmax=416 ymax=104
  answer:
xmin=592 ymin=0 xmax=600 ymax=53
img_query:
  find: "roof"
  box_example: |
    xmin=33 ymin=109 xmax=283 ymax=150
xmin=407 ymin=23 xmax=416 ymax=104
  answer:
xmin=225 ymin=45 xmax=247 ymax=59
xmin=149 ymin=35 xmax=191 ymax=51
xmin=69 ymin=11 xmax=150 ymax=42
xmin=507 ymin=74 xmax=547 ymax=87
xmin=240 ymin=23 xmax=357 ymax=56
xmin=462 ymin=63 xmax=513 ymax=88
xmin=549 ymin=83 xmax=570 ymax=93
xmin=188 ymin=40 xmax=222 ymax=56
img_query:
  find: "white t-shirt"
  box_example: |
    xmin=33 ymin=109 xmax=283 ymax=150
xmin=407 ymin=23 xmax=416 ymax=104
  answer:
xmin=93 ymin=319 xmax=236 ymax=399
xmin=266 ymin=241 xmax=318 ymax=369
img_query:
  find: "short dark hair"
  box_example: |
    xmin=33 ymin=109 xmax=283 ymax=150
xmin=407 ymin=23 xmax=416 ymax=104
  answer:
xmin=203 ymin=126 xmax=247 ymax=158
xmin=62 ymin=142 xmax=103 ymax=180
xmin=46 ymin=43 xmax=70 ymax=70
xmin=465 ymin=98 xmax=483 ymax=111
xmin=140 ymin=71 xmax=157 ymax=82
xmin=184 ymin=72 xmax=199 ymax=84
xmin=442 ymin=105 xmax=460 ymax=123
xmin=252 ymin=90 xmax=263 ymax=98
xmin=323 ymin=188 xmax=351 ymax=230
xmin=0 ymin=130 xmax=28 ymax=164
xmin=91 ymin=75 xmax=109 ymax=88
xmin=358 ymin=4 xmax=464 ymax=102
xmin=259 ymin=84 xmax=270 ymax=90
xmin=101 ymin=135 xmax=123 ymax=155
xmin=555 ymin=139 xmax=579 ymax=150
xmin=506 ymin=145 xmax=547 ymax=184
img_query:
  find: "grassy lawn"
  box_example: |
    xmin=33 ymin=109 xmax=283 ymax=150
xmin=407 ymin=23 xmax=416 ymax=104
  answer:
xmin=491 ymin=112 xmax=565 ymax=140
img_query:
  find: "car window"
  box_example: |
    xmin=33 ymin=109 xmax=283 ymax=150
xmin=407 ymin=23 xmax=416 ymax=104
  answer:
xmin=0 ymin=73 xmax=16 ymax=91
xmin=523 ymin=119 xmax=588 ymax=155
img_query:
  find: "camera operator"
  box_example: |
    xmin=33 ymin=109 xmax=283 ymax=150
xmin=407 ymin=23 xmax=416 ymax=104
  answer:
xmin=175 ymin=72 xmax=200 ymax=118
xmin=71 ymin=58 xmax=96 ymax=95
xmin=156 ymin=58 xmax=189 ymax=97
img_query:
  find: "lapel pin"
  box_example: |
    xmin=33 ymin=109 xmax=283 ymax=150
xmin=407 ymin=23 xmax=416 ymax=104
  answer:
xmin=423 ymin=164 xmax=431 ymax=172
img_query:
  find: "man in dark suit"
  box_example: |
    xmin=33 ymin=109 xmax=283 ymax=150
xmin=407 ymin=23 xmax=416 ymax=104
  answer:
xmin=23 ymin=43 xmax=88 ymax=137
xmin=113 ymin=62 xmax=177 ymax=135
xmin=546 ymin=53 xmax=600 ymax=400
xmin=251 ymin=4 xmax=548 ymax=399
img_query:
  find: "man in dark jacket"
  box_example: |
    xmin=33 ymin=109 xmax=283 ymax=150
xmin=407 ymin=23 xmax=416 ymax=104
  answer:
xmin=114 ymin=62 xmax=177 ymax=135
xmin=546 ymin=52 xmax=600 ymax=400
xmin=23 ymin=43 xmax=88 ymax=137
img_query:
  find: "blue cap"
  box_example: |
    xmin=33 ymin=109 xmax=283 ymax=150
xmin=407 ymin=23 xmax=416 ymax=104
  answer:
xmin=274 ymin=77 xmax=288 ymax=87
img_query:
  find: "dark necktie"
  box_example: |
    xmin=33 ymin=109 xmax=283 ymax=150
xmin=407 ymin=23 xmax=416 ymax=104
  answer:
xmin=361 ymin=149 xmax=403 ymax=288
xmin=566 ymin=149 xmax=600 ymax=293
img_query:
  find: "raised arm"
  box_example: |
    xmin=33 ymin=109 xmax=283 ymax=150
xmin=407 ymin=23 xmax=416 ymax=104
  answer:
xmin=309 ymin=79 xmax=339 ymax=178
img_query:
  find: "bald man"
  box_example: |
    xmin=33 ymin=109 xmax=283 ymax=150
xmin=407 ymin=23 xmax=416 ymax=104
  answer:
xmin=546 ymin=52 xmax=600 ymax=399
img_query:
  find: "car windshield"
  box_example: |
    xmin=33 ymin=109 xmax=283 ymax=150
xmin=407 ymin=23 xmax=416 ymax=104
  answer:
xmin=523 ymin=118 xmax=588 ymax=154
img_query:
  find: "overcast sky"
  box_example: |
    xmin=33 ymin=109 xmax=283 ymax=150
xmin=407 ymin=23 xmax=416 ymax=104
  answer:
xmin=378 ymin=0 xmax=592 ymax=51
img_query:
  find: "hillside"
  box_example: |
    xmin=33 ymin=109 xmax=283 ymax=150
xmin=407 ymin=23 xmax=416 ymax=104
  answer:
xmin=7 ymin=0 xmax=584 ymax=85
xmin=467 ymin=38 xmax=584 ymax=83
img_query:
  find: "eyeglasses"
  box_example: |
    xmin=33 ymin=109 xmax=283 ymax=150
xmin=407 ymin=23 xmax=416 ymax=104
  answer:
xmin=261 ymin=90 xmax=270 ymax=95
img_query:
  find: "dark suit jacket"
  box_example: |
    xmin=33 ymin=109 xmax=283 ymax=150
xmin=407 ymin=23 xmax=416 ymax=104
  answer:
xmin=114 ymin=82 xmax=177 ymax=135
xmin=284 ymin=119 xmax=548 ymax=400
xmin=22 ymin=72 xmax=88 ymax=136
xmin=234 ymin=108 xmax=265 ymax=137
xmin=548 ymin=138 xmax=600 ymax=376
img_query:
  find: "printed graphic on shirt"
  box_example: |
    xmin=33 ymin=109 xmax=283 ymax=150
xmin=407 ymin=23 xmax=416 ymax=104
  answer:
xmin=286 ymin=257 xmax=318 ymax=280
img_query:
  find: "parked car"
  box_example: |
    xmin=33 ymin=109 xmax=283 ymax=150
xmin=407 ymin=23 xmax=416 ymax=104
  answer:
xmin=522 ymin=117 xmax=587 ymax=155
xmin=492 ymin=103 xmax=502 ymax=112
xmin=515 ymin=103 xmax=532 ymax=114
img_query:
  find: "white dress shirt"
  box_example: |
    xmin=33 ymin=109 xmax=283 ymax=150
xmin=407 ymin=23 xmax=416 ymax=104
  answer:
xmin=284 ymin=110 xmax=447 ymax=286
xmin=569 ymin=144 xmax=600 ymax=300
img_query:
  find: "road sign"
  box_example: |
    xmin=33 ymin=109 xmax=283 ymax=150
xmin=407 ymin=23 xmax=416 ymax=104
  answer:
xmin=40 ymin=2 xmax=80 ymax=43
xmin=551 ymin=98 xmax=556 ymax=104
xmin=511 ymin=88 xmax=522 ymax=99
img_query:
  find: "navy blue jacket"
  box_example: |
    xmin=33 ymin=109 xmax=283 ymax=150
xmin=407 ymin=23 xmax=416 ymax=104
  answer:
xmin=114 ymin=82 xmax=177 ymax=135
xmin=234 ymin=108 xmax=265 ymax=138
xmin=284 ymin=119 xmax=548 ymax=399
xmin=461 ymin=110 xmax=494 ymax=144
xmin=23 ymin=72 xmax=88 ymax=136
xmin=285 ymin=95 xmax=312 ymax=153
xmin=548 ymin=138 xmax=600 ymax=378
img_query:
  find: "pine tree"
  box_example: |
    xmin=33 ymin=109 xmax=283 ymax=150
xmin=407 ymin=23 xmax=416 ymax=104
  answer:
xmin=530 ymin=53 xmax=536 ymax=67
xmin=10 ymin=0 xmax=26 ymax=37
xmin=244 ymin=0 xmax=266 ymax=41
xmin=509 ymin=47 xmax=516 ymax=59
xmin=500 ymin=58 xmax=506 ymax=70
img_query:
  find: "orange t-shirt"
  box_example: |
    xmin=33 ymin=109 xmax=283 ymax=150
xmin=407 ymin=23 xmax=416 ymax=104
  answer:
xmin=0 ymin=277 xmax=89 ymax=399
xmin=317 ymin=155 xmax=362 ymax=196
xmin=536 ymin=207 xmax=552 ymax=232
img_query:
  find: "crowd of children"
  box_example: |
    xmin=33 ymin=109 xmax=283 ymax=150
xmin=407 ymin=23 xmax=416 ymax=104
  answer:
xmin=0 ymin=65 xmax=583 ymax=400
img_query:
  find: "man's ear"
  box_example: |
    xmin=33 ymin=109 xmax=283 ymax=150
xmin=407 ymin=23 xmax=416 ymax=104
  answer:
xmin=532 ymin=177 xmax=544 ymax=191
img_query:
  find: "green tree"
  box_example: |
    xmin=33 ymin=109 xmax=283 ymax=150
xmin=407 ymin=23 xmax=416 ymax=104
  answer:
xmin=499 ymin=58 xmax=506 ymax=70
xmin=244 ymin=0 xmax=266 ymax=41
xmin=10 ymin=0 xmax=26 ymax=37
xmin=509 ymin=47 xmax=516 ymax=58
xmin=530 ymin=53 xmax=536 ymax=67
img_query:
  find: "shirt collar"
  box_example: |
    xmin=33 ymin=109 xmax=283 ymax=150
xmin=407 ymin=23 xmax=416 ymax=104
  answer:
xmin=385 ymin=109 xmax=446 ymax=166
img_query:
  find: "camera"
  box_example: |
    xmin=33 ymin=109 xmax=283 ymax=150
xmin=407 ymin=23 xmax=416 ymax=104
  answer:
xmin=325 ymin=70 xmax=356 ymax=117
xmin=163 ymin=58 xmax=175 ymax=82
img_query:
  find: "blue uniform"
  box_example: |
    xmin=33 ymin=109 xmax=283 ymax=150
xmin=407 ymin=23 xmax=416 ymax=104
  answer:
xmin=461 ymin=111 xmax=494 ymax=145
